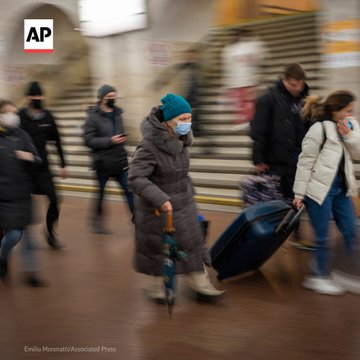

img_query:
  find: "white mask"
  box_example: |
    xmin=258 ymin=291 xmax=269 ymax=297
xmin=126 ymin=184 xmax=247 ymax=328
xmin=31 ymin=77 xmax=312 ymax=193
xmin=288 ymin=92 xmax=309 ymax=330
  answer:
xmin=0 ymin=112 xmax=20 ymax=128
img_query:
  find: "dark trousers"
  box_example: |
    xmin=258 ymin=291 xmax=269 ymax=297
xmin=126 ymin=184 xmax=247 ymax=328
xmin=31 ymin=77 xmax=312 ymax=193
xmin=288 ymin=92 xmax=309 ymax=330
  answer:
xmin=95 ymin=170 xmax=135 ymax=219
xmin=279 ymin=175 xmax=295 ymax=202
xmin=32 ymin=170 xmax=60 ymax=237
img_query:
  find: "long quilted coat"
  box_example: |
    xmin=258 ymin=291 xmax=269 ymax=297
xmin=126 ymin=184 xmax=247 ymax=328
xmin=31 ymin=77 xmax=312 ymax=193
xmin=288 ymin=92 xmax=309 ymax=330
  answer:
xmin=128 ymin=107 xmax=204 ymax=276
xmin=0 ymin=127 xmax=41 ymax=228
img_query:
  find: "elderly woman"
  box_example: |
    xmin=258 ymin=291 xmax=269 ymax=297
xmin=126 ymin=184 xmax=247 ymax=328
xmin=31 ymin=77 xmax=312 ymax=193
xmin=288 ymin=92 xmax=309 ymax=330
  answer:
xmin=129 ymin=93 xmax=224 ymax=302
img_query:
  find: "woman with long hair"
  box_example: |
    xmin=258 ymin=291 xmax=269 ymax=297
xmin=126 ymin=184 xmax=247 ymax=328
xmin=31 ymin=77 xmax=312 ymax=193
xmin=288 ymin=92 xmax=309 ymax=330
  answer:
xmin=293 ymin=90 xmax=360 ymax=295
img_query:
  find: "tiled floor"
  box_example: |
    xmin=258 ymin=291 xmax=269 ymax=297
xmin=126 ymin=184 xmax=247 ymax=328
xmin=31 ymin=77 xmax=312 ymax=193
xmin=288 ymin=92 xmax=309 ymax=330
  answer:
xmin=0 ymin=196 xmax=359 ymax=360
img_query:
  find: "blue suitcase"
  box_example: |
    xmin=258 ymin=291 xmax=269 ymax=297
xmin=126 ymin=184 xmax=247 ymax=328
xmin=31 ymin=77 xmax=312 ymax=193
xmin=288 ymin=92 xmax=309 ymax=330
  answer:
xmin=210 ymin=200 xmax=304 ymax=280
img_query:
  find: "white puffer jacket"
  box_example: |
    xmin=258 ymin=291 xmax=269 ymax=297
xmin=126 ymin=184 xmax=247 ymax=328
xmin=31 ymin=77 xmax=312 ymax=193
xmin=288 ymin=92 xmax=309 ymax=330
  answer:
xmin=293 ymin=119 xmax=360 ymax=205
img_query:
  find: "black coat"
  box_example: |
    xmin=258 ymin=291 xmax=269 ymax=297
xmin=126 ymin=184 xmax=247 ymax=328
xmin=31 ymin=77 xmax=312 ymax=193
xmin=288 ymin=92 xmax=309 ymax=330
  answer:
xmin=19 ymin=108 xmax=66 ymax=171
xmin=250 ymin=80 xmax=310 ymax=186
xmin=0 ymin=127 xmax=41 ymax=229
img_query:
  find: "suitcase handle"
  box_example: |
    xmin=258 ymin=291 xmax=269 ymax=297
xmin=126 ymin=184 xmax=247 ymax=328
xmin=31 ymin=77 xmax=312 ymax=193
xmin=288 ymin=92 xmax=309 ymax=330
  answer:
xmin=274 ymin=205 xmax=305 ymax=235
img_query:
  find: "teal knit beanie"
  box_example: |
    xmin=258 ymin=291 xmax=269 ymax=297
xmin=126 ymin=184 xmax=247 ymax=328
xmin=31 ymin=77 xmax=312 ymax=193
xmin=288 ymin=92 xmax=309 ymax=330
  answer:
xmin=160 ymin=93 xmax=192 ymax=121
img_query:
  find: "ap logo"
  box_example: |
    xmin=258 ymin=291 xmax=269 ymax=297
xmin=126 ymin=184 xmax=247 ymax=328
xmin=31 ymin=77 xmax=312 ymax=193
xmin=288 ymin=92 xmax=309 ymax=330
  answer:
xmin=24 ymin=19 xmax=53 ymax=53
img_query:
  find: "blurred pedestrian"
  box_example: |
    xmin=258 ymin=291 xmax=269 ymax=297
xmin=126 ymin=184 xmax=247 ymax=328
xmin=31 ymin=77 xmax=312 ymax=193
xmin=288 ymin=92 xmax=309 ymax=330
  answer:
xmin=20 ymin=228 xmax=47 ymax=287
xmin=181 ymin=48 xmax=202 ymax=137
xmin=250 ymin=63 xmax=309 ymax=202
xmin=222 ymin=28 xmax=266 ymax=127
xmin=0 ymin=100 xmax=42 ymax=281
xmin=84 ymin=84 xmax=134 ymax=234
xmin=19 ymin=81 xmax=68 ymax=250
xmin=293 ymin=90 xmax=360 ymax=295
xmin=128 ymin=93 xmax=224 ymax=303
xmin=152 ymin=47 xmax=203 ymax=137
xmin=250 ymin=63 xmax=312 ymax=249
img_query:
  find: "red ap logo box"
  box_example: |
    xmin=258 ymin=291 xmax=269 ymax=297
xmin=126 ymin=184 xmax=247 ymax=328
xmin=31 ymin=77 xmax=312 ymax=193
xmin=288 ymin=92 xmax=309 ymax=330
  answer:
xmin=24 ymin=19 xmax=53 ymax=53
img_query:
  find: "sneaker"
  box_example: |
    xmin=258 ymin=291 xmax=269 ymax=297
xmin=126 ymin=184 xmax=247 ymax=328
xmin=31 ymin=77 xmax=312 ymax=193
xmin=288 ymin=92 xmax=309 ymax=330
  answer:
xmin=332 ymin=270 xmax=360 ymax=295
xmin=302 ymin=276 xmax=345 ymax=295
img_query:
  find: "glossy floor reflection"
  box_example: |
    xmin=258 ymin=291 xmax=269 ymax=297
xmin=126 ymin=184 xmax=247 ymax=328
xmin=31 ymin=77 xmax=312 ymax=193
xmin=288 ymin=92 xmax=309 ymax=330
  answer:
xmin=0 ymin=197 xmax=359 ymax=360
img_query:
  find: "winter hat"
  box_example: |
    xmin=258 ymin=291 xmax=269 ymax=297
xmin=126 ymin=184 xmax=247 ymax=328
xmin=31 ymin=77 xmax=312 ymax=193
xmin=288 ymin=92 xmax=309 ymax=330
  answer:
xmin=26 ymin=81 xmax=43 ymax=96
xmin=160 ymin=93 xmax=192 ymax=121
xmin=97 ymin=84 xmax=116 ymax=100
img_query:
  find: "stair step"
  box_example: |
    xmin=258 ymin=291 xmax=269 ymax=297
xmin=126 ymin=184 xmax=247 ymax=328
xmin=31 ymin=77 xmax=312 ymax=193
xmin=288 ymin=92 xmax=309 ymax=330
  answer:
xmin=202 ymin=72 xmax=322 ymax=87
xmin=53 ymin=111 xmax=87 ymax=119
xmin=57 ymin=119 xmax=85 ymax=127
xmin=58 ymin=90 xmax=94 ymax=98
xmin=198 ymin=125 xmax=250 ymax=135
xmin=204 ymin=55 xmax=321 ymax=77
xmin=59 ymin=127 xmax=85 ymax=136
xmin=54 ymin=179 xmax=241 ymax=206
xmin=49 ymin=155 xmax=254 ymax=173
xmin=208 ymin=13 xmax=317 ymax=35
xmin=198 ymin=113 xmax=238 ymax=121
xmin=206 ymin=31 xmax=318 ymax=50
xmin=197 ymin=79 xmax=324 ymax=97
xmin=53 ymin=98 xmax=96 ymax=106
xmin=207 ymin=48 xmax=321 ymax=66
xmin=51 ymin=165 xmax=248 ymax=189
xmin=51 ymin=104 xmax=92 ymax=112
xmin=53 ymin=144 xmax=252 ymax=160
xmin=190 ymin=172 xmax=249 ymax=188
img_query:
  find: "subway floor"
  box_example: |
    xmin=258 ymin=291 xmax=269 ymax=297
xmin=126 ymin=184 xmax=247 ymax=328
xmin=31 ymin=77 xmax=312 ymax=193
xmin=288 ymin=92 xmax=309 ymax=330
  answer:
xmin=0 ymin=196 xmax=359 ymax=360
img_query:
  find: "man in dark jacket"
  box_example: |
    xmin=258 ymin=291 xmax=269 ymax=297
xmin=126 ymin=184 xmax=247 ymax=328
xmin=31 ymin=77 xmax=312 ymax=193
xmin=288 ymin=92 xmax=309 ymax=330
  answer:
xmin=19 ymin=81 xmax=67 ymax=250
xmin=250 ymin=63 xmax=309 ymax=200
xmin=84 ymin=84 xmax=134 ymax=234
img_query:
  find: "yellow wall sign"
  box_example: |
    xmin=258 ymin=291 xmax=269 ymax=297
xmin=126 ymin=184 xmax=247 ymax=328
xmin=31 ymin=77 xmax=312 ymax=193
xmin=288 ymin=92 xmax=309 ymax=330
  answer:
xmin=322 ymin=19 xmax=360 ymax=68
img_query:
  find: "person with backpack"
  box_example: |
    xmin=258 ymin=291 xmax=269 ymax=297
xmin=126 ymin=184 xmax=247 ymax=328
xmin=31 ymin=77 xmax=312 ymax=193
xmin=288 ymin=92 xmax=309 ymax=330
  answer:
xmin=293 ymin=90 xmax=360 ymax=295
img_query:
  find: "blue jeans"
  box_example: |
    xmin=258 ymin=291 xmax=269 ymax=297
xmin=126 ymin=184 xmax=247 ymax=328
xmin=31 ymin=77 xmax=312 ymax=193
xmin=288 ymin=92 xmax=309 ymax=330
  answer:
xmin=0 ymin=229 xmax=23 ymax=260
xmin=20 ymin=229 xmax=39 ymax=272
xmin=305 ymin=174 xmax=356 ymax=276
xmin=95 ymin=170 xmax=135 ymax=218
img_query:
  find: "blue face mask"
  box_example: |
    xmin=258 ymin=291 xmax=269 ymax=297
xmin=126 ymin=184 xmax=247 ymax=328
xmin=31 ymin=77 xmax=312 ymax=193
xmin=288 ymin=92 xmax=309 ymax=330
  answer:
xmin=174 ymin=122 xmax=192 ymax=136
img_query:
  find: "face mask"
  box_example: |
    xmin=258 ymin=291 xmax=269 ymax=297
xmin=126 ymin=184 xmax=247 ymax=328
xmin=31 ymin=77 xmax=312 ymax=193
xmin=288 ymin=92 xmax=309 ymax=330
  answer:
xmin=31 ymin=99 xmax=42 ymax=109
xmin=0 ymin=112 xmax=20 ymax=129
xmin=106 ymin=99 xmax=116 ymax=108
xmin=174 ymin=122 xmax=192 ymax=136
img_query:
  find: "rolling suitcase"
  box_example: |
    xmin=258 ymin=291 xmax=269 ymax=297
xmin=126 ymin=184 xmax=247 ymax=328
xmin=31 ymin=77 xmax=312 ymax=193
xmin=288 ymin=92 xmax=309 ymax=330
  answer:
xmin=210 ymin=200 xmax=304 ymax=280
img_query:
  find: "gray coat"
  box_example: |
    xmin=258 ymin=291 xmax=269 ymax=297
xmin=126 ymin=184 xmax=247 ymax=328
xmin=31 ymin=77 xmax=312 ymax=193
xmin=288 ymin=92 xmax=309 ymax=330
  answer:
xmin=83 ymin=103 xmax=127 ymax=171
xmin=128 ymin=107 xmax=204 ymax=276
